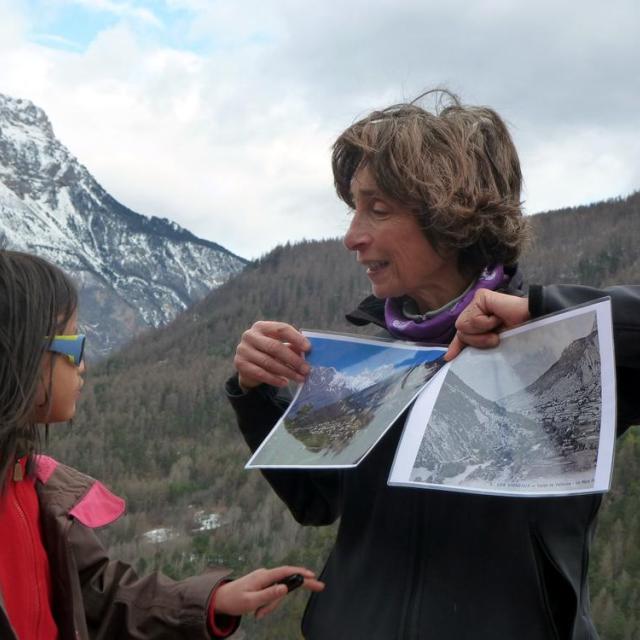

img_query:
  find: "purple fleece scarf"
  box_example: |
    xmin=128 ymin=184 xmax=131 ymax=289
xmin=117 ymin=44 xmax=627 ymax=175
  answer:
xmin=384 ymin=265 xmax=510 ymax=344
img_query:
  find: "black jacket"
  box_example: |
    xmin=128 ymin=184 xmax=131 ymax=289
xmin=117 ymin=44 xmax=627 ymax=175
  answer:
xmin=226 ymin=284 xmax=640 ymax=640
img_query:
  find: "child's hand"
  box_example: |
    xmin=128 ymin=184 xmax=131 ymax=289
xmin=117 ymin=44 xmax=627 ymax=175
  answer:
xmin=214 ymin=566 xmax=324 ymax=620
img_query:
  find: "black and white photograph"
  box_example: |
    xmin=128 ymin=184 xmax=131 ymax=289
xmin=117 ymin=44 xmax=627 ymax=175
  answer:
xmin=389 ymin=300 xmax=616 ymax=496
xmin=246 ymin=331 xmax=445 ymax=468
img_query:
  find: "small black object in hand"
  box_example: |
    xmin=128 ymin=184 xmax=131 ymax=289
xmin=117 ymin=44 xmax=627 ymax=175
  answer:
xmin=276 ymin=573 xmax=304 ymax=593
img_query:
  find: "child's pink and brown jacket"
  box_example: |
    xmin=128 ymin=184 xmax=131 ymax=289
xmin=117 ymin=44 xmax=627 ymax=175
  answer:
xmin=0 ymin=456 xmax=239 ymax=640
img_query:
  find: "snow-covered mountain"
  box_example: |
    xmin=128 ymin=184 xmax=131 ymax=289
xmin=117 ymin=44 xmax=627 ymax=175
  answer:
xmin=0 ymin=94 xmax=247 ymax=356
xmin=500 ymin=326 xmax=601 ymax=419
xmin=297 ymin=366 xmax=355 ymax=410
xmin=298 ymin=363 xmax=398 ymax=411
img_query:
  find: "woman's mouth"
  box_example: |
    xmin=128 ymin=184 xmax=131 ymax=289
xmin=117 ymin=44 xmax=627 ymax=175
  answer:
xmin=365 ymin=260 xmax=389 ymax=275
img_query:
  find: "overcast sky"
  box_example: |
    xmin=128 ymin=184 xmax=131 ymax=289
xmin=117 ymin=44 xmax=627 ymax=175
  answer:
xmin=1 ymin=0 xmax=638 ymax=259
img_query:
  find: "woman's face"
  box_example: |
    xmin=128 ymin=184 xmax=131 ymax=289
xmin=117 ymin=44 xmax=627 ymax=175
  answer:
xmin=34 ymin=311 xmax=85 ymax=424
xmin=343 ymin=165 xmax=466 ymax=312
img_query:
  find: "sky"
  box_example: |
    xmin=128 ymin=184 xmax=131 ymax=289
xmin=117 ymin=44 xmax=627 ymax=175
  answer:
xmin=0 ymin=0 xmax=638 ymax=260
xmin=307 ymin=334 xmax=443 ymax=374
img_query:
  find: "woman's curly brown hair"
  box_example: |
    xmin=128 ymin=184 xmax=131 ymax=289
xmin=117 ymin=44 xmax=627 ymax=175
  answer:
xmin=332 ymin=89 xmax=529 ymax=277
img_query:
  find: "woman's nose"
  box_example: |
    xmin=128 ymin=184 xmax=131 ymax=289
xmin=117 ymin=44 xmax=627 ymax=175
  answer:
xmin=343 ymin=212 xmax=371 ymax=251
xmin=79 ymin=360 xmax=86 ymax=374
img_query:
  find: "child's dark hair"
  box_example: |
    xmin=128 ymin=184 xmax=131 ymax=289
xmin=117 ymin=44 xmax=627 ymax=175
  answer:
xmin=0 ymin=250 xmax=77 ymax=487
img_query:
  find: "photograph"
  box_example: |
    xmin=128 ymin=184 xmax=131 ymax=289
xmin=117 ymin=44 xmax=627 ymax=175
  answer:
xmin=246 ymin=331 xmax=446 ymax=468
xmin=389 ymin=300 xmax=616 ymax=496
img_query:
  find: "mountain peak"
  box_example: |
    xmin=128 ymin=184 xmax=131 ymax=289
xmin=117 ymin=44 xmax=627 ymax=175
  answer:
xmin=0 ymin=93 xmax=246 ymax=356
xmin=0 ymin=93 xmax=54 ymax=135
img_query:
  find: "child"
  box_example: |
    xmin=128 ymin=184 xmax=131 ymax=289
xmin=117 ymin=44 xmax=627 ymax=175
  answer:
xmin=0 ymin=249 xmax=324 ymax=640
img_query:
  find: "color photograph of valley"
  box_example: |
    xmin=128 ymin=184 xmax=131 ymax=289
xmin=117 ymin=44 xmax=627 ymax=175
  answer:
xmin=247 ymin=333 xmax=444 ymax=467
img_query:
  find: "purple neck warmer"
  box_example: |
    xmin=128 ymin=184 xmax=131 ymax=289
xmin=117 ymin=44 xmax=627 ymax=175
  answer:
xmin=384 ymin=265 xmax=509 ymax=344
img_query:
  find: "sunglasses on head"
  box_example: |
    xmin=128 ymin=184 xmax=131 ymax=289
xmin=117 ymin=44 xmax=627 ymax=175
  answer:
xmin=47 ymin=334 xmax=86 ymax=366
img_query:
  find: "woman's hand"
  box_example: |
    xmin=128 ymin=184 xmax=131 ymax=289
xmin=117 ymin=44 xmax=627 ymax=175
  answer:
xmin=445 ymin=289 xmax=530 ymax=361
xmin=234 ymin=321 xmax=311 ymax=390
xmin=214 ymin=566 xmax=325 ymax=620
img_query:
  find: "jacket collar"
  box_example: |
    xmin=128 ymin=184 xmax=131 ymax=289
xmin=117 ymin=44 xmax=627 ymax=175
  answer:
xmin=345 ymin=295 xmax=386 ymax=329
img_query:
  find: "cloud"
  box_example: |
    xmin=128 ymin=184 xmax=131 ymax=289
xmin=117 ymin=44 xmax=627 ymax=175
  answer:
xmin=0 ymin=0 xmax=638 ymax=258
xmin=521 ymin=127 xmax=640 ymax=214
xmin=61 ymin=0 xmax=163 ymax=28
xmin=0 ymin=1 xmax=27 ymax=48
xmin=31 ymin=32 xmax=85 ymax=50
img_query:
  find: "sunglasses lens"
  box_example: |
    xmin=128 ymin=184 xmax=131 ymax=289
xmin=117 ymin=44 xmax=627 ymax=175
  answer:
xmin=77 ymin=336 xmax=85 ymax=365
xmin=48 ymin=335 xmax=86 ymax=366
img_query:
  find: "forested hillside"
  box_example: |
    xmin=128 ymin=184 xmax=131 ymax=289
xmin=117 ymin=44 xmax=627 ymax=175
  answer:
xmin=520 ymin=191 xmax=640 ymax=286
xmin=49 ymin=192 xmax=640 ymax=639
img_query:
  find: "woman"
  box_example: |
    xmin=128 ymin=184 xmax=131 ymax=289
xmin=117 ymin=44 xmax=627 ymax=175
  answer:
xmin=224 ymin=92 xmax=603 ymax=639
